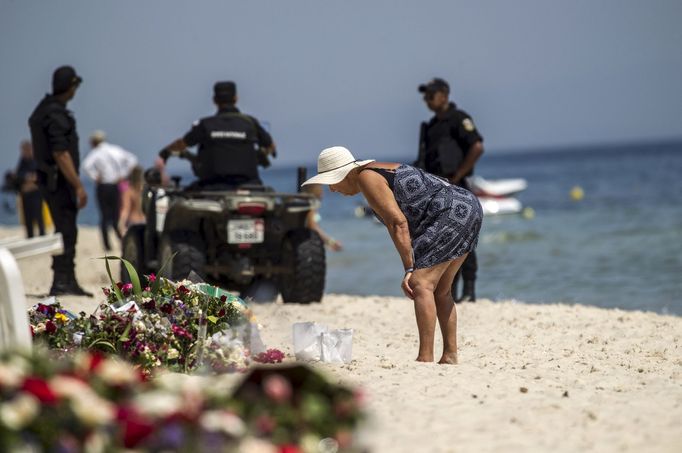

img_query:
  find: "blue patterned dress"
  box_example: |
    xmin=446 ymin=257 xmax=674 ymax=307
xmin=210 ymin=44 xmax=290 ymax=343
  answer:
xmin=369 ymin=164 xmax=483 ymax=269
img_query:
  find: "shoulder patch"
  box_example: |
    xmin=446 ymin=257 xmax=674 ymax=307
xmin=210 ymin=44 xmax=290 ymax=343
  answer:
xmin=462 ymin=118 xmax=475 ymax=132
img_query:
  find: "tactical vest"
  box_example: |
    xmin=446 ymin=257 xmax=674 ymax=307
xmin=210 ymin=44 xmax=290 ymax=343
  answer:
xmin=195 ymin=112 xmax=259 ymax=180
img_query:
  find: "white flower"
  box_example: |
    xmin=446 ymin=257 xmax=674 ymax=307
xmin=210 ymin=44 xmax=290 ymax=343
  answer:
xmin=199 ymin=410 xmax=245 ymax=437
xmin=238 ymin=438 xmax=277 ymax=453
xmin=134 ymin=320 xmax=147 ymax=333
xmin=95 ymin=359 xmax=138 ymax=386
xmin=0 ymin=363 xmax=24 ymax=389
xmin=133 ymin=391 xmax=183 ymax=418
xmin=0 ymin=393 xmax=39 ymax=430
xmin=70 ymin=393 xmax=115 ymax=427
xmin=49 ymin=375 xmax=90 ymax=398
xmin=33 ymin=322 xmax=46 ymax=334
xmin=50 ymin=376 xmax=115 ymax=427
xmin=167 ymin=348 xmax=179 ymax=360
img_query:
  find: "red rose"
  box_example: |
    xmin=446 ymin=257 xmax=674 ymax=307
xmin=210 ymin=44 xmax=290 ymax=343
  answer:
xmin=89 ymin=352 xmax=105 ymax=371
xmin=45 ymin=320 xmax=57 ymax=334
xmin=21 ymin=377 xmax=57 ymax=404
xmin=117 ymin=405 xmax=155 ymax=448
xmin=279 ymin=445 xmax=302 ymax=453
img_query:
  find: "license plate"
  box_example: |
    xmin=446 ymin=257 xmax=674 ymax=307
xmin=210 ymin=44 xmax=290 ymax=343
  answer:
xmin=227 ymin=219 xmax=264 ymax=244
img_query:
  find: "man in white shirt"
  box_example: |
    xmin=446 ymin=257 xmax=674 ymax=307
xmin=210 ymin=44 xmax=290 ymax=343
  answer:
xmin=81 ymin=130 xmax=138 ymax=250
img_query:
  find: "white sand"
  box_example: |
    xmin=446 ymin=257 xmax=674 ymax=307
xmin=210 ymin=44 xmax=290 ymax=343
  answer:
xmin=4 ymin=226 xmax=681 ymax=452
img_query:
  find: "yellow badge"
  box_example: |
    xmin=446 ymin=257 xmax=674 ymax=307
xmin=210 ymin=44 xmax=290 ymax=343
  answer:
xmin=462 ymin=118 xmax=475 ymax=132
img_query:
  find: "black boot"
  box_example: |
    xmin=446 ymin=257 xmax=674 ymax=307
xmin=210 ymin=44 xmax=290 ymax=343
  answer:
xmin=48 ymin=270 xmax=69 ymax=296
xmin=456 ymin=280 xmax=476 ymax=303
xmin=49 ymin=270 xmax=93 ymax=297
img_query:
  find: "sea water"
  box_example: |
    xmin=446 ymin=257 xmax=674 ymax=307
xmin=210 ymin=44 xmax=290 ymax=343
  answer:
xmin=2 ymin=141 xmax=680 ymax=314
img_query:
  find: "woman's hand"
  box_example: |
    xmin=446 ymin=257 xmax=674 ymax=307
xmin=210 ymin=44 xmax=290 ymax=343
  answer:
xmin=401 ymin=271 xmax=414 ymax=299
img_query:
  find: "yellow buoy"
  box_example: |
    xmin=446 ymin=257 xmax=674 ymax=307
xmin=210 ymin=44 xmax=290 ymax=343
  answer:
xmin=522 ymin=207 xmax=535 ymax=219
xmin=570 ymin=186 xmax=584 ymax=201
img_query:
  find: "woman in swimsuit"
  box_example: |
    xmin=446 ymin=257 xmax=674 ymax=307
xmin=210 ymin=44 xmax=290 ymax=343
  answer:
xmin=303 ymin=146 xmax=483 ymax=364
xmin=118 ymin=166 xmax=146 ymax=236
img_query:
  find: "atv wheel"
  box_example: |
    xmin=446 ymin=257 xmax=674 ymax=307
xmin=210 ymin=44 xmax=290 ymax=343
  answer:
xmin=280 ymin=229 xmax=325 ymax=303
xmin=159 ymin=233 xmax=206 ymax=281
xmin=120 ymin=225 xmax=146 ymax=282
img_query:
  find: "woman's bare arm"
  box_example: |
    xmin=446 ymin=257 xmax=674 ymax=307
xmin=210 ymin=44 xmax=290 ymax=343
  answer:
xmin=358 ymin=170 xmax=413 ymax=270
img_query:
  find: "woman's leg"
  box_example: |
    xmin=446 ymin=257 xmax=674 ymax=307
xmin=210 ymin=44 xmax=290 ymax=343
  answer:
xmin=409 ymin=260 xmax=453 ymax=362
xmin=434 ymin=253 xmax=469 ymax=364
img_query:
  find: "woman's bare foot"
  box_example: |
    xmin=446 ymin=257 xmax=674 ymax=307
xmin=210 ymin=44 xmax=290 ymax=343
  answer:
xmin=416 ymin=355 xmax=434 ymax=362
xmin=438 ymin=353 xmax=458 ymax=364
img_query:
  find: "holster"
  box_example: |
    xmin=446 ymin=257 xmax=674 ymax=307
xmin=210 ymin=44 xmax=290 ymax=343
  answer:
xmin=38 ymin=163 xmax=60 ymax=192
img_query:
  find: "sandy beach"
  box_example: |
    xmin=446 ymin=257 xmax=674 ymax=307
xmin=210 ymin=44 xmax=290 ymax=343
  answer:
xmin=3 ymin=226 xmax=681 ymax=452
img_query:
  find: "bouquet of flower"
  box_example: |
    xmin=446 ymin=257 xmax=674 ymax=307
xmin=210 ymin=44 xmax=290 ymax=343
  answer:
xmin=0 ymin=349 xmax=247 ymax=451
xmin=0 ymin=349 xmax=367 ymax=452
xmin=29 ymin=267 xmax=265 ymax=374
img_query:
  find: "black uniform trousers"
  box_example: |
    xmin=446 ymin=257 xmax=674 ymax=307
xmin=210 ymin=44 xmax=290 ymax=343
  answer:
xmin=96 ymin=183 xmax=121 ymax=251
xmin=457 ymin=179 xmax=478 ymax=282
xmin=20 ymin=190 xmax=45 ymax=238
xmin=39 ymin=185 xmax=77 ymax=276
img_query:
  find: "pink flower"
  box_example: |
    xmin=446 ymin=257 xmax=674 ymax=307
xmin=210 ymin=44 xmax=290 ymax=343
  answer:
xmin=171 ymin=325 xmax=193 ymax=340
xmin=255 ymin=414 xmax=276 ymax=434
xmin=147 ymin=273 xmax=156 ymax=283
xmin=253 ymin=349 xmax=285 ymax=364
xmin=122 ymin=283 xmax=133 ymax=293
xmin=263 ymin=374 xmax=292 ymax=403
xmin=279 ymin=445 xmax=302 ymax=453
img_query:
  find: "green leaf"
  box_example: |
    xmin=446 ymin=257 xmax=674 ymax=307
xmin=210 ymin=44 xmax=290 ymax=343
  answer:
xmin=153 ymin=251 xmax=177 ymax=293
xmin=98 ymin=255 xmax=143 ymax=298
xmin=98 ymin=254 xmax=123 ymax=302
xmin=119 ymin=258 xmax=142 ymax=296
xmin=119 ymin=322 xmax=132 ymax=342
xmin=88 ymin=338 xmax=117 ymax=352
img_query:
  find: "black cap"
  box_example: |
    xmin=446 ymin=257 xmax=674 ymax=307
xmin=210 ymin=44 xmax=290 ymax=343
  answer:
xmin=213 ymin=81 xmax=236 ymax=102
xmin=52 ymin=65 xmax=82 ymax=95
xmin=418 ymin=78 xmax=449 ymax=95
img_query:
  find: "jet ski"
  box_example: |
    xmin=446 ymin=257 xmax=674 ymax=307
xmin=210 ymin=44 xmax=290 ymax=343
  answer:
xmin=355 ymin=175 xmax=528 ymax=218
xmin=466 ymin=176 xmax=527 ymax=216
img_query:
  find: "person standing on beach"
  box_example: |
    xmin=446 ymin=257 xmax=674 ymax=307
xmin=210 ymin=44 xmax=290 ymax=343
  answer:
xmin=158 ymin=81 xmax=276 ymax=188
xmin=15 ymin=140 xmax=46 ymax=238
xmin=303 ymin=146 xmax=483 ymax=364
xmin=302 ymin=184 xmax=343 ymax=251
xmin=29 ymin=65 xmax=92 ymax=296
xmin=117 ymin=165 xmax=146 ymax=236
xmin=81 ymin=130 xmax=138 ymax=251
xmin=415 ymin=78 xmax=484 ymax=303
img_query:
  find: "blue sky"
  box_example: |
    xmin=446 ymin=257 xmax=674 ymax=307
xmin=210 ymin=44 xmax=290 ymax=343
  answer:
xmin=1 ymin=0 xmax=681 ymax=172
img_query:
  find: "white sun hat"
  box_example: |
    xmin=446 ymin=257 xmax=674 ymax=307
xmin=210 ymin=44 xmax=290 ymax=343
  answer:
xmin=302 ymin=146 xmax=375 ymax=186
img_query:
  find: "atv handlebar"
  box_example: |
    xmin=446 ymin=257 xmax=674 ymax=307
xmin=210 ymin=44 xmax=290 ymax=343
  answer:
xmin=158 ymin=148 xmax=195 ymax=163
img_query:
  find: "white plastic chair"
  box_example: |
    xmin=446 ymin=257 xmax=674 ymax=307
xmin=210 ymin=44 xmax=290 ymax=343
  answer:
xmin=0 ymin=233 xmax=63 ymax=350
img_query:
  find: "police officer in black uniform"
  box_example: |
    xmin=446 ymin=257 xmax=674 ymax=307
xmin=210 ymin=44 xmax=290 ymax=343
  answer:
xmin=415 ymin=78 xmax=484 ymax=303
xmin=29 ymin=65 xmax=92 ymax=296
xmin=159 ymin=81 xmax=276 ymax=188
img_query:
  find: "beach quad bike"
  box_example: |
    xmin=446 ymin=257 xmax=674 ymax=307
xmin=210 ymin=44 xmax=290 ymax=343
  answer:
xmin=120 ymin=166 xmax=326 ymax=303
